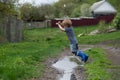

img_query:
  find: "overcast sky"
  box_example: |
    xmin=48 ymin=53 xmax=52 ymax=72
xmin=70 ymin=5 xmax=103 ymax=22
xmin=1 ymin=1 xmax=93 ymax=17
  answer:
xmin=19 ymin=0 xmax=59 ymax=5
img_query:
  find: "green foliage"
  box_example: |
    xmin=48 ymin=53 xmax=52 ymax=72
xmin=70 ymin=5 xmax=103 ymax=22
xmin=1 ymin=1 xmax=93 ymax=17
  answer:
xmin=85 ymin=48 xmax=112 ymax=80
xmin=98 ymin=20 xmax=107 ymax=33
xmin=19 ymin=3 xmax=33 ymax=21
xmin=109 ymin=0 xmax=120 ymax=12
xmin=0 ymin=1 xmax=17 ymax=16
xmin=112 ymin=13 xmax=120 ymax=30
xmin=80 ymin=3 xmax=91 ymax=17
xmin=71 ymin=5 xmax=81 ymax=17
xmin=53 ymin=0 xmax=82 ymax=17
xmin=19 ymin=3 xmax=55 ymax=21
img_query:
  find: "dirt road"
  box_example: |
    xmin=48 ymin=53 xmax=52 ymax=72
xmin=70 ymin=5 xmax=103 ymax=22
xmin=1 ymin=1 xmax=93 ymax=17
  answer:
xmin=35 ymin=43 xmax=120 ymax=80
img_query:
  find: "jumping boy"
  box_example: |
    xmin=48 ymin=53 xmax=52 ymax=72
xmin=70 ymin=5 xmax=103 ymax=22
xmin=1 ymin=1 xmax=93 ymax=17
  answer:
xmin=56 ymin=19 xmax=88 ymax=63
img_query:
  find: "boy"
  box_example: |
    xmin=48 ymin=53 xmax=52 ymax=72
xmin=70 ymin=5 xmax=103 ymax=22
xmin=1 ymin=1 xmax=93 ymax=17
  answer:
xmin=56 ymin=19 xmax=88 ymax=63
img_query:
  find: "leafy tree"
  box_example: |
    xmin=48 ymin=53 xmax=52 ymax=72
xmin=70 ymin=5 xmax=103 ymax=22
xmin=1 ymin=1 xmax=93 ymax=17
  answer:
xmin=0 ymin=0 xmax=18 ymax=15
xmin=54 ymin=0 xmax=77 ymax=17
xmin=19 ymin=3 xmax=56 ymax=21
xmin=80 ymin=3 xmax=91 ymax=17
xmin=39 ymin=4 xmax=55 ymax=19
xmin=109 ymin=0 xmax=120 ymax=12
xmin=71 ymin=5 xmax=81 ymax=17
xmin=19 ymin=3 xmax=33 ymax=21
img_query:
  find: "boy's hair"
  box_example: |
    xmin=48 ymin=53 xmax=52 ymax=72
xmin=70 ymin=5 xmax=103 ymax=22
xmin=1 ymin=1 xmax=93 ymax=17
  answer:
xmin=62 ymin=19 xmax=72 ymax=27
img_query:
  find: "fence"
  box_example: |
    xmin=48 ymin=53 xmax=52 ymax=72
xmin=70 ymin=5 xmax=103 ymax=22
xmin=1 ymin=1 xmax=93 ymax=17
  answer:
xmin=0 ymin=15 xmax=51 ymax=43
xmin=51 ymin=14 xmax=115 ymax=27
xmin=24 ymin=20 xmax=51 ymax=29
xmin=0 ymin=15 xmax=24 ymax=43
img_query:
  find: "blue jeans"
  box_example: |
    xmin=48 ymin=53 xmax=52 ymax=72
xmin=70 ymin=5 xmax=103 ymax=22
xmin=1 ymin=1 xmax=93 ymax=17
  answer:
xmin=70 ymin=44 xmax=88 ymax=62
xmin=70 ymin=44 xmax=78 ymax=55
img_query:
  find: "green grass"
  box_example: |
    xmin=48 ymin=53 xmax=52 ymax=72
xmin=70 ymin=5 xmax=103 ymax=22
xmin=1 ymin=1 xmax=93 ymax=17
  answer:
xmin=85 ymin=48 xmax=112 ymax=80
xmin=0 ymin=28 xmax=68 ymax=80
xmin=0 ymin=25 xmax=120 ymax=80
xmin=74 ymin=26 xmax=120 ymax=44
xmin=77 ymin=31 xmax=120 ymax=44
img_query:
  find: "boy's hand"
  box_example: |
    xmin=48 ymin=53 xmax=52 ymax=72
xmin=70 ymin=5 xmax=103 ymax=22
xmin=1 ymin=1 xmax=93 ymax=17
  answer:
xmin=56 ymin=21 xmax=61 ymax=25
xmin=56 ymin=23 xmax=59 ymax=25
xmin=56 ymin=21 xmax=65 ymax=31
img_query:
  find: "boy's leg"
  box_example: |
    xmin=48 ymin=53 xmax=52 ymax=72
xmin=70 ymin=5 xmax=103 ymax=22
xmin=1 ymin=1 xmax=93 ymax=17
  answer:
xmin=70 ymin=44 xmax=82 ymax=62
xmin=70 ymin=44 xmax=89 ymax=62
xmin=70 ymin=44 xmax=78 ymax=55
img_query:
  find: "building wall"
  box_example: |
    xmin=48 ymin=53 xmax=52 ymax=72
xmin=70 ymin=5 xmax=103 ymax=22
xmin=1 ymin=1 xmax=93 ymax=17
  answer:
xmin=51 ymin=14 xmax=115 ymax=27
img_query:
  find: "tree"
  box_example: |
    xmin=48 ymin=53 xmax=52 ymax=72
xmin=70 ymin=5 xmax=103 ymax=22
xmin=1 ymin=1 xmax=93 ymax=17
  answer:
xmin=0 ymin=0 xmax=18 ymax=15
xmin=19 ymin=3 xmax=55 ymax=21
xmin=54 ymin=1 xmax=76 ymax=17
xmin=109 ymin=0 xmax=120 ymax=12
xmin=71 ymin=5 xmax=81 ymax=17
xmin=19 ymin=3 xmax=33 ymax=21
xmin=80 ymin=3 xmax=91 ymax=17
xmin=38 ymin=4 xmax=55 ymax=19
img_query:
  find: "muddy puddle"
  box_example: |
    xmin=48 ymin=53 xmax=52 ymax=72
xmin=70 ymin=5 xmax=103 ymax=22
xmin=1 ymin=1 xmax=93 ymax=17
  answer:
xmin=52 ymin=56 xmax=78 ymax=80
xmin=52 ymin=45 xmax=93 ymax=80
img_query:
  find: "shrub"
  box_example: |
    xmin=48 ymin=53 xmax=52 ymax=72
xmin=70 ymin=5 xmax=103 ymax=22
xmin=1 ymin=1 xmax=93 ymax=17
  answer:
xmin=98 ymin=20 xmax=107 ymax=33
xmin=112 ymin=13 xmax=120 ymax=30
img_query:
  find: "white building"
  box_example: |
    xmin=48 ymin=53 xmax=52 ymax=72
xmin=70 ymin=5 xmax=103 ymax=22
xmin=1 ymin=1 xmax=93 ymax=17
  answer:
xmin=90 ymin=0 xmax=117 ymax=17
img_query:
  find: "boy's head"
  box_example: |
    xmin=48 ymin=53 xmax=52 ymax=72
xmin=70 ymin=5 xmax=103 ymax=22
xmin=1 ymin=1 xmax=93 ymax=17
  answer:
xmin=61 ymin=19 xmax=72 ymax=27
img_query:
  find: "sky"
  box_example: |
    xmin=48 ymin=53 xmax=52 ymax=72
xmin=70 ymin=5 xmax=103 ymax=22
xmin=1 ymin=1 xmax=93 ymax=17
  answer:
xmin=19 ymin=0 xmax=59 ymax=5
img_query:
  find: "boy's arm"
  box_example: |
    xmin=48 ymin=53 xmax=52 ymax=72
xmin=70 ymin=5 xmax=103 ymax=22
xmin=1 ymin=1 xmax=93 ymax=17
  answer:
xmin=56 ymin=23 xmax=65 ymax=31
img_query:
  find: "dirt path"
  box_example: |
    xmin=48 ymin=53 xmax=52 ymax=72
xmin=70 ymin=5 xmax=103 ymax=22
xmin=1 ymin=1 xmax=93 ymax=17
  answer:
xmin=35 ymin=44 xmax=120 ymax=80
xmin=98 ymin=45 xmax=120 ymax=65
xmin=97 ymin=44 xmax=120 ymax=80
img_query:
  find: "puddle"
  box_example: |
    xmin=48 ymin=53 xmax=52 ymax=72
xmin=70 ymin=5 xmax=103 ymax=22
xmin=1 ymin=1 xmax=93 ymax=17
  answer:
xmin=52 ymin=56 xmax=78 ymax=80
xmin=52 ymin=46 xmax=93 ymax=80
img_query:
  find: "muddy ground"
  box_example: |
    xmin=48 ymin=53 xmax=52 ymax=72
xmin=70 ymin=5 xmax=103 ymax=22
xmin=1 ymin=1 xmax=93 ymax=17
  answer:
xmin=34 ymin=40 xmax=120 ymax=80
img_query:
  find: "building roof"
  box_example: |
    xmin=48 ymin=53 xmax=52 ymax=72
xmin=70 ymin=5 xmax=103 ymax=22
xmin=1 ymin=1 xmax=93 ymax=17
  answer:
xmin=90 ymin=0 xmax=117 ymax=14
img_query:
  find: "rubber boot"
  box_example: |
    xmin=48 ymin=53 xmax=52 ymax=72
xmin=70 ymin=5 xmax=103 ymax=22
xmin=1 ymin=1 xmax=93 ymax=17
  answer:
xmin=77 ymin=50 xmax=88 ymax=62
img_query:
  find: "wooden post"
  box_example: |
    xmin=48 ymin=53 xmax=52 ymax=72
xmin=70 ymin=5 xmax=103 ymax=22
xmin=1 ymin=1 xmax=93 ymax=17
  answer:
xmin=14 ymin=16 xmax=20 ymax=42
xmin=6 ymin=15 xmax=11 ymax=42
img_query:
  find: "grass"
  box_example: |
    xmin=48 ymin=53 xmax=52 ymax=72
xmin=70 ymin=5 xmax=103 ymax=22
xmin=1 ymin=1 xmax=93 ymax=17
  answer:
xmin=0 ymin=28 xmax=68 ymax=80
xmin=77 ymin=31 xmax=120 ymax=44
xmin=0 ymin=25 xmax=120 ymax=80
xmin=74 ymin=26 xmax=120 ymax=44
xmin=85 ymin=48 xmax=112 ymax=80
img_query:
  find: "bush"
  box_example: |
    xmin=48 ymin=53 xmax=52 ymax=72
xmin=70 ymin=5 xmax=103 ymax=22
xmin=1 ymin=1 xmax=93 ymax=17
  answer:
xmin=112 ymin=13 xmax=120 ymax=30
xmin=98 ymin=20 xmax=107 ymax=33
